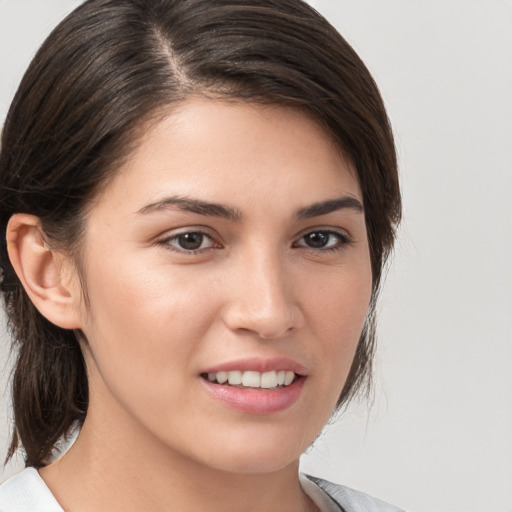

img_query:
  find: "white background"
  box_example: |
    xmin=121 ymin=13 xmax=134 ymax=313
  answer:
xmin=1 ymin=1 xmax=511 ymax=511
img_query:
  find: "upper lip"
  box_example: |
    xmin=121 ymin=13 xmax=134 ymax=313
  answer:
xmin=201 ymin=357 xmax=308 ymax=376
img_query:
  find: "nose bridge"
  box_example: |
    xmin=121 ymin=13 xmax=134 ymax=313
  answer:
xmin=223 ymin=244 xmax=302 ymax=339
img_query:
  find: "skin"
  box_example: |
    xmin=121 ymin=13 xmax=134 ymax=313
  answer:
xmin=29 ymin=99 xmax=372 ymax=512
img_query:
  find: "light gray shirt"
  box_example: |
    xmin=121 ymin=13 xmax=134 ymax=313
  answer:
xmin=0 ymin=468 xmax=406 ymax=511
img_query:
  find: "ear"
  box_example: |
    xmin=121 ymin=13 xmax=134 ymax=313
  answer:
xmin=6 ymin=214 xmax=83 ymax=329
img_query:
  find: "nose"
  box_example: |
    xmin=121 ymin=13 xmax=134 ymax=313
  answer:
xmin=221 ymin=250 xmax=304 ymax=340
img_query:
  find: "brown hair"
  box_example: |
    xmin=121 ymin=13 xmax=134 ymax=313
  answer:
xmin=0 ymin=0 xmax=401 ymax=467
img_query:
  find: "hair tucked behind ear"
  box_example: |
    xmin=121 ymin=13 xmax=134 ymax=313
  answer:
xmin=1 ymin=0 xmax=400 ymax=467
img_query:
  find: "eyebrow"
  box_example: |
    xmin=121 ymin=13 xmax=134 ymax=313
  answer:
xmin=137 ymin=194 xmax=363 ymax=221
xmin=137 ymin=196 xmax=242 ymax=220
xmin=295 ymin=196 xmax=364 ymax=219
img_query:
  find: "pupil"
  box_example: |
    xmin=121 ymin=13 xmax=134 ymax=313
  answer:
xmin=306 ymin=232 xmax=328 ymax=248
xmin=178 ymin=232 xmax=203 ymax=250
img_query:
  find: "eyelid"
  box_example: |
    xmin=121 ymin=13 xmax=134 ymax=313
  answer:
xmin=156 ymin=227 xmax=223 ymax=254
xmin=294 ymin=225 xmax=352 ymax=239
xmin=292 ymin=227 xmax=353 ymax=250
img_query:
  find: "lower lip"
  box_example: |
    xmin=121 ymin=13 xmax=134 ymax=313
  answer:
xmin=201 ymin=376 xmax=305 ymax=414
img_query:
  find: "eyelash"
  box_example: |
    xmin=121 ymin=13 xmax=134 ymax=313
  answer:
xmin=157 ymin=231 xmax=219 ymax=255
xmin=293 ymin=230 xmax=353 ymax=253
xmin=157 ymin=229 xmax=353 ymax=255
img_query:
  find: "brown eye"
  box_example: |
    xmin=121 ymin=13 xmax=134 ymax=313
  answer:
xmin=161 ymin=231 xmax=218 ymax=253
xmin=177 ymin=232 xmax=205 ymax=250
xmin=303 ymin=232 xmax=330 ymax=248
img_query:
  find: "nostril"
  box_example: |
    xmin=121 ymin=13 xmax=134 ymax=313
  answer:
xmin=258 ymin=324 xmax=294 ymax=340
xmin=223 ymin=309 xmax=304 ymax=340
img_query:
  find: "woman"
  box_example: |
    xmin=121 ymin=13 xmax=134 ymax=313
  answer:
xmin=0 ymin=0 xmax=402 ymax=510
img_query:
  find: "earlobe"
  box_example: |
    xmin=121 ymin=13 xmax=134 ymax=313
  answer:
xmin=6 ymin=214 xmax=83 ymax=330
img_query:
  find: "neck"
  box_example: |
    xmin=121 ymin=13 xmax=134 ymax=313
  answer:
xmin=39 ymin=399 xmax=317 ymax=512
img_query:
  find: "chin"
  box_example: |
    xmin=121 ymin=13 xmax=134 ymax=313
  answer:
xmin=210 ymin=454 xmax=299 ymax=476
xmin=198 ymin=434 xmax=307 ymax=475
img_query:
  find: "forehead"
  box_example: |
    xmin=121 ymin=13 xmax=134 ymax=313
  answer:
xmin=91 ymin=98 xmax=362 ymax=215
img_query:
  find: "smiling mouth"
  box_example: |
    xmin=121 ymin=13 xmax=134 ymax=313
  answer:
xmin=201 ymin=370 xmax=298 ymax=390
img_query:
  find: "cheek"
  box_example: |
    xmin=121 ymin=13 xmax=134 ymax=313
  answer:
xmin=78 ymin=262 xmax=226 ymax=438
xmin=308 ymin=261 xmax=372 ymax=331
xmin=79 ymin=256 xmax=220 ymax=387
xmin=304 ymin=259 xmax=372 ymax=377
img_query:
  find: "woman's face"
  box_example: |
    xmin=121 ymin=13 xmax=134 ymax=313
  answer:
xmin=74 ymin=99 xmax=372 ymax=474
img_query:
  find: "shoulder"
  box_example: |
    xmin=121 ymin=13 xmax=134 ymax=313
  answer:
xmin=301 ymin=474 xmax=407 ymax=512
xmin=0 ymin=467 xmax=63 ymax=512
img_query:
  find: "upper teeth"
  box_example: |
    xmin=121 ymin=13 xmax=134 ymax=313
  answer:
xmin=207 ymin=370 xmax=296 ymax=388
